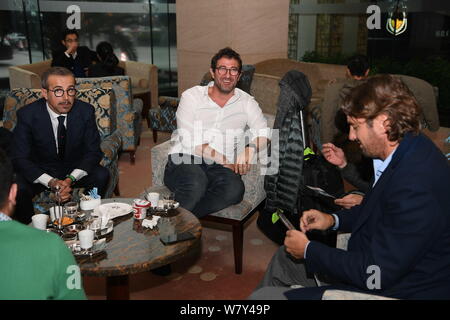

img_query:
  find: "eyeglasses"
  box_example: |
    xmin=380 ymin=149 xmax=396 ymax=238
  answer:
xmin=216 ymin=66 xmax=240 ymax=76
xmin=47 ymin=88 xmax=77 ymax=97
xmin=64 ymin=39 xmax=79 ymax=43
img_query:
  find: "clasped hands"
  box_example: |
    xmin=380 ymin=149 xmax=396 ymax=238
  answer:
xmin=222 ymin=146 xmax=256 ymax=175
xmin=284 ymin=209 xmax=335 ymax=259
xmin=49 ymin=178 xmax=73 ymax=202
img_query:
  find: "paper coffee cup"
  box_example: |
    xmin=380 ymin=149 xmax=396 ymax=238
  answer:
xmin=146 ymin=192 xmax=160 ymax=207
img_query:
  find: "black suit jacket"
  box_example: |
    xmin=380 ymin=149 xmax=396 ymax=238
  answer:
xmin=11 ymin=98 xmax=103 ymax=184
xmin=287 ymin=133 xmax=450 ymax=299
xmin=51 ymin=46 xmax=97 ymax=77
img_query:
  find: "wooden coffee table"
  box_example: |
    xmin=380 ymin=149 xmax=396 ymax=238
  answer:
xmin=77 ymin=198 xmax=202 ymax=300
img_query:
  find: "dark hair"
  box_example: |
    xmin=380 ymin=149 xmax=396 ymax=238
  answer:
xmin=0 ymin=148 xmax=14 ymax=209
xmin=347 ymin=54 xmax=369 ymax=77
xmin=62 ymin=29 xmax=79 ymax=41
xmin=341 ymin=74 xmax=421 ymax=142
xmin=96 ymin=41 xmax=119 ymax=71
xmin=210 ymin=47 xmax=242 ymax=72
xmin=41 ymin=67 xmax=74 ymax=89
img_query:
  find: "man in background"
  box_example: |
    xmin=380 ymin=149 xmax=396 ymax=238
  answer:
xmin=51 ymin=29 xmax=97 ymax=78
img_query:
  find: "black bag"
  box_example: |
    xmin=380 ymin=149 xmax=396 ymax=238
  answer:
xmin=257 ymin=152 xmax=344 ymax=246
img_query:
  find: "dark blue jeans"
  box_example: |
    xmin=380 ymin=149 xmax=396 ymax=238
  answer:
xmin=163 ymin=154 xmax=245 ymax=218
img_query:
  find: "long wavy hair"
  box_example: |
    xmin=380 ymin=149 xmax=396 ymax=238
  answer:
xmin=341 ymin=74 xmax=421 ymax=142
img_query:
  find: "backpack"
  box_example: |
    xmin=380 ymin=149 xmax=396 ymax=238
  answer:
xmin=257 ymin=150 xmax=344 ymax=246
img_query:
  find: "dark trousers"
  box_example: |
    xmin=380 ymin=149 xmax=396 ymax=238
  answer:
xmin=163 ymin=154 xmax=245 ymax=218
xmin=14 ymin=165 xmax=110 ymax=224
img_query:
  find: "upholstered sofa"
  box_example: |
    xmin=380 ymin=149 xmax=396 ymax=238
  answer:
xmin=1 ymin=87 xmax=121 ymax=212
xmin=251 ymin=58 xmax=348 ymax=115
xmin=141 ymin=113 xmax=275 ymax=274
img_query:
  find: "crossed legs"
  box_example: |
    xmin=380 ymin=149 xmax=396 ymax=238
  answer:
xmin=164 ymin=154 xmax=245 ymax=218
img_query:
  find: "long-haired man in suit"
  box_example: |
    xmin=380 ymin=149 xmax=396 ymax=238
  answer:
xmin=251 ymin=74 xmax=450 ymax=300
xmin=12 ymin=67 xmax=109 ymax=224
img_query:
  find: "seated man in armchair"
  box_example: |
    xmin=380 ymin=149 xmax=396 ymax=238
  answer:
xmin=164 ymin=47 xmax=269 ymax=218
xmin=11 ymin=67 xmax=110 ymax=224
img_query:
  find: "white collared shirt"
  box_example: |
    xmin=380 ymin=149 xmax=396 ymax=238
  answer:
xmin=64 ymin=51 xmax=78 ymax=59
xmin=372 ymin=148 xmax=397 ymax=186
xmin=33 ymin=103 xmax=87 ymax=187
xmin=169 ymin=82 xmax=270 ymax=162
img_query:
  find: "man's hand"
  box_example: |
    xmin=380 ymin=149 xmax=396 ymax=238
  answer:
xmin=234 ymin=146 xmax=255 ymax=175
xmin=322 ymin=143 xmax=347 ymax=168
xmin=49 ymin=178 xmax=72 ymax=202
xmin=284 ymin=230 xmax=309 ymax=259
xmin=334 ymin=193 xmax=363 ymax=209
xmin=300 ymin=209 xmax=334 ymax=232
xmin=65 ymin=41 xmax=78 ymax=55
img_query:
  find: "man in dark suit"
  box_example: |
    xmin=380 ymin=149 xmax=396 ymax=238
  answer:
xmin=51 ymin=29 xmax=97 ymax=78
xmin=251 ymin=74 xmax=450 ymax=300
xmin=11 ymin=67 xmax=109 ymax=224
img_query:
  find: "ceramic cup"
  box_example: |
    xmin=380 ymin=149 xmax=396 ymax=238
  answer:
xmin=32 ymin=214 xmax=48 ymax=230
xmin=78 ymin=229 xmax=94 ymax=249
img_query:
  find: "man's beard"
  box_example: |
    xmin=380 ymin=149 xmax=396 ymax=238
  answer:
xmin=214 ymin=77 xmax=236 ymax=94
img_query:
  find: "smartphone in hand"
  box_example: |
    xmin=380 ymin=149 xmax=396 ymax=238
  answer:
xmin=278 ymin=212 xmax=296 ymax=230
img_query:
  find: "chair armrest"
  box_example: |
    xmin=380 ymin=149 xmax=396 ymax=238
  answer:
xmin=149 ymin=96 xmax=180 ymax=132
xmin=150 ymin=140 xmax=172 ymax=186
xmin=100 ymin=130 xmax=122 ymax=168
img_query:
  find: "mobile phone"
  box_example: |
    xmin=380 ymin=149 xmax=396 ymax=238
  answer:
xmin=160 ymin=231 xmax=196 ymax=245
xmin=278 ymin=212 xmax=296 ymax=230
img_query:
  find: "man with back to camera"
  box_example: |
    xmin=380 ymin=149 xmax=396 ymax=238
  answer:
xmin=0 ymin=148 xmax=86 ymax=300
xmin=164 ymin=47 xmax=270 ymax=218
xmin=51 ymin=29 xmax=97 ymax=78
xmin=11 ymin=67 xmax=109 ymax=224
xmin=251 ymin=74 xmax=450 ymax=300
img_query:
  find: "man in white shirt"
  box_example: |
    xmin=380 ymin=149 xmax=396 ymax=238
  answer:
xmin=164 ymin=47 xmax=269 ymax=218
xmin=11 ymin=67 xmax=109 ymax=224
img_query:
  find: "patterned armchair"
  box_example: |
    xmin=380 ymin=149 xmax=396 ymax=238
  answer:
xmin=149 ymin=64 xmax=256 ymax=143
xmin=141 ymin=113 xmax=274 ymax=274
xmin=76 ymin=75 xmax=143 ymax=164
xmin=2 ymin=87 xmax=121 ymax=213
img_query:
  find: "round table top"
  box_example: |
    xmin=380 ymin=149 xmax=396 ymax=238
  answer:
xmin=77 ymin=198 xmax=202 ymax=277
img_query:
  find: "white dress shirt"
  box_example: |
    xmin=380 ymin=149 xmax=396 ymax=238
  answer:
xmin=33 ymin=103 xmax=87 ymax=187
xmin=169 ymin=82 xmax=270 ymax=162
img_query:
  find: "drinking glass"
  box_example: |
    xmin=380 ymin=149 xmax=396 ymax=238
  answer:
xmin=89 ymin=218 xmax=102 ymax=240
xmin=64 ymin=201 xmax=78 ymax=219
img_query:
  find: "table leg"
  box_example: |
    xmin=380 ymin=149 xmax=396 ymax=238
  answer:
xmin=106 ymin=275 xmax=130 ymax=300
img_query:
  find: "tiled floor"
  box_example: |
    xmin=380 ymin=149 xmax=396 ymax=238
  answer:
xmin=83 ymin=124 xmax=279 ymax=300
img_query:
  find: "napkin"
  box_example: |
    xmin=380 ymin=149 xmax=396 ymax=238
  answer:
xmin=142 ymin=215 xmax=161 ymax=229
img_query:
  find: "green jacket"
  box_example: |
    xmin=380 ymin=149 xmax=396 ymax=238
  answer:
xmin=0 ymin=220 xmax=86 ymax=300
